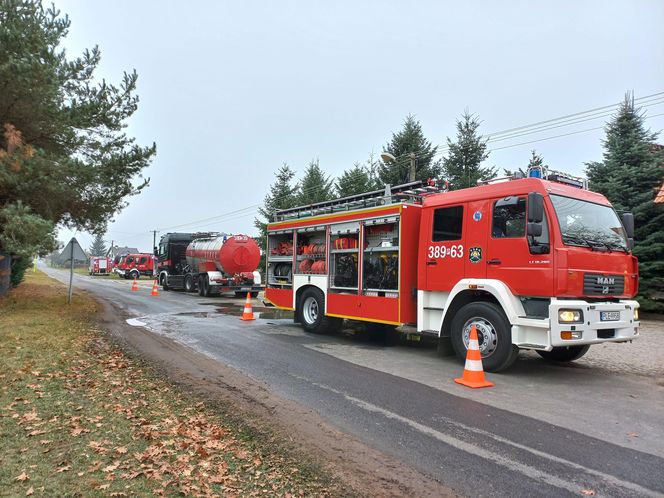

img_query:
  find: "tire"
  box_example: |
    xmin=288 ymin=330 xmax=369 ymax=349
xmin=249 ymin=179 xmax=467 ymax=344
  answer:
xmin=297 ymin=288 xmax=341 ymax=334
xmin=537 ymin=345 xmax=590 ymax=362
xmin=184 ymin=274 xmax=194 ymax=293
xmin=201 ymin=275 xmax=210 ymax=297
xmin=130 ymin=270 xmax=139 ymax=280
xmin=450 ymin=301 xmax=519 ymax=372
xmin=161 ymin=274 xmax=169 ymax=291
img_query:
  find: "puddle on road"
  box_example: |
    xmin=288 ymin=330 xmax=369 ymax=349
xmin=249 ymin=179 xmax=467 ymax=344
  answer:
xmin=176 ymin=305 xmax=294 ymax=321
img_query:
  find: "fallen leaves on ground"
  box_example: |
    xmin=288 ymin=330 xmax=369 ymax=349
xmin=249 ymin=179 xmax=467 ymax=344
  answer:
xmin=1 ymin=273 xmax=336 ymax=497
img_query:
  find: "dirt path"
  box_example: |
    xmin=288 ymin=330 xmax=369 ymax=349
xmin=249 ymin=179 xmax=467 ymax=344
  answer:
xmin=96 ymin=298 xmax=456 ymax=498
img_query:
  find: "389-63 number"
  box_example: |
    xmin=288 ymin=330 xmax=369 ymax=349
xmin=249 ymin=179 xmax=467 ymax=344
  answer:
xmin=427 ymin=244 xmax=463 ymax=259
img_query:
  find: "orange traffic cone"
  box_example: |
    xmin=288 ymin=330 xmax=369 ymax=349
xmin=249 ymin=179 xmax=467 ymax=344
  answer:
xmin=240 ymin=292 xmax=255 ymax=321
xmin=151 ymin=279 xmax=159 ymax=297
xmin=131 ymin=277 xmax=139 ymax=292
xmin=454 ymin=325 xmax=494 ymax=389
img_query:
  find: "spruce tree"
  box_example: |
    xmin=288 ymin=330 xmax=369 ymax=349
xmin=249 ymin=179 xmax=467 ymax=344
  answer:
xmin=336 ymin=162 xmax=377 ymax=197
xmin=377 ymin=115 xmax=441 ymax=186
xmin=297 ymin=159 xmax=334 ymax=205
xmin=0 ymin=0 xmax=155 ymax=288
xmin=88 ymin=233 xmax=107 ymax=256
xmin=254 ymin=164 xmax=299 ymax=268
xmin=443 ymin=110 xmax=496 ymax=189
xmin=586 ymin=94 xmax=664 ymax=311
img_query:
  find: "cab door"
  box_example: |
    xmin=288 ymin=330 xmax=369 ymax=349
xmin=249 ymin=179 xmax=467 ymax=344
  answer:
xmin=486 ymin=195 xmax=553 ymax=296
xmin=424 ymin=203 xmax=467 ymax=291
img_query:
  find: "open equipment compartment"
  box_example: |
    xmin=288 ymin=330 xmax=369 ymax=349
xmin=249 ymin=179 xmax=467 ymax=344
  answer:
xmin=329 ymin=221 xmax=360 ymax=292
xmin=295 ymin=226 xmax=327 ymax=275
xmin=362 ymin=217 xmax=400 ymax=296
xmin=267 ymin=229 xmax=294 ymax=288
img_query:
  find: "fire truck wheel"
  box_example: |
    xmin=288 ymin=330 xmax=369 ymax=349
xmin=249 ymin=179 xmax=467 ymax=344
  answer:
xmin=184 ymin=275 xmax=194 ymax=292
xmin=451 ymin=302 xmax=519 ymax=372
xmin=536 ymin=345 xmax=590 ymax=362
xmin=298 ymin=288 xmax=341 ymax=334
xmin=130 ymin=270 xmax=139 ymax=280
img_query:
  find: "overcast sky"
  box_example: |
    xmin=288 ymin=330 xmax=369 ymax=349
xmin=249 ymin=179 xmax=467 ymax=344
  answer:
xmin=55 ymin=0 xmax=664 ymax=253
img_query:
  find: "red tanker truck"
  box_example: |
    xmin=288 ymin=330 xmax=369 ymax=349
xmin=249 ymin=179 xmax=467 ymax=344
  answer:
xmin=156 ymin=232 xmax=262 ymax=297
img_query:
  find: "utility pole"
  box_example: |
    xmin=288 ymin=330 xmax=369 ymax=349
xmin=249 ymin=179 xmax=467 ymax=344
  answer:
xmin=151 ymin=230 xmax=158 ymax=251
xmin=408 ymin=153 xmax=417 ymax=182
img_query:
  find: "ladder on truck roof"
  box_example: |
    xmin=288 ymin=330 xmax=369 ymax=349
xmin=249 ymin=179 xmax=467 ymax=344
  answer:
xmin=273 ymin=180 xmax=446 ymax=222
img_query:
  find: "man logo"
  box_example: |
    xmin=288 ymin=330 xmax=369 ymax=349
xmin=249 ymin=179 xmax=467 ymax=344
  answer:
xmin=597 ymin=276 xmax=615 ymax=285
xmin=602 ymin=286 xmax=610 ymax=294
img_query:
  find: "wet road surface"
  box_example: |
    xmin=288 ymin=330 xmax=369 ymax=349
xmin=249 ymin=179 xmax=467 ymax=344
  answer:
xmin=43 ymin=266 xmax=664 ymax=497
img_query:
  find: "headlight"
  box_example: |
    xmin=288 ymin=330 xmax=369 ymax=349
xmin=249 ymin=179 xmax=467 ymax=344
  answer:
xmin=558 ymin=309 xmax=583 ymax=323
xmin=633 ymin=308 xmax=639 ymax=321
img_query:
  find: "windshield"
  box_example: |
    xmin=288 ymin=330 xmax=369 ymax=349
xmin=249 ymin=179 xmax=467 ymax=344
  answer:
xmin=550 ymin=195 xmax=628 ymax=251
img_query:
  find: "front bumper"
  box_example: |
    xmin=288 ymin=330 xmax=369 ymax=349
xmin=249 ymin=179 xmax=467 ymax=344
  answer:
xmin=512 ymin=299 xmax=639 ymax=350
xmin=549 ymin=299 xmax=639 ymax=347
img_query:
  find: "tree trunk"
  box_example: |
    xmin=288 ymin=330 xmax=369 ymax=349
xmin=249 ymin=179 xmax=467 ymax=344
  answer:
xmin=0 ymin=252 xmax=11 ymax=296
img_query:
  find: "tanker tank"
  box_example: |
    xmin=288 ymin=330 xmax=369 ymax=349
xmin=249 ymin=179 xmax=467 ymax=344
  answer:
xmin=186 ymin=234 xmax=261 ymax=275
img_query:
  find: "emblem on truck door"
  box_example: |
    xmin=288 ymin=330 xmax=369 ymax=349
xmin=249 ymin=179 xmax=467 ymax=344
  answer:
xmin=469 ymin=247 xmax=482 ymax=264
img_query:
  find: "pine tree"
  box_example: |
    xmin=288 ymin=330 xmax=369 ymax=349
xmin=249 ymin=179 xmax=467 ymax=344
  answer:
xmin=586 ymin=94 xmax=664 ymax=311
xmin=89 ymin=233 xmax=107 ymax=256
xmin=297 ymin=159 xmax=334 ymax=205
xmin=0 ymin=1 xmax=155 ymax=288
xmin=377 ymin=115 xmax=441 ymax=186
xmin=254 ymin=164 xmax=299 ymax=268
xmin=336 ymin=160 xmax=378 ymax=197
xmin=443 ymin=110 xmax=496 ymax=189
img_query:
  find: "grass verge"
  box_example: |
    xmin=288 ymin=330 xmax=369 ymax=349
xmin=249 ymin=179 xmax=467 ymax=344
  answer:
xmin=0 ymin=272 xmax=338 ymax=497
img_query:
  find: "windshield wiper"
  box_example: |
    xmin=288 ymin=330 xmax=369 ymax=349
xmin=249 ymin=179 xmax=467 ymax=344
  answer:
xmin=563 ymin=235 xmax=598 ymax=250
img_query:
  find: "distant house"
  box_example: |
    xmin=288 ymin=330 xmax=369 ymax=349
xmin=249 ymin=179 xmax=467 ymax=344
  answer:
xmin=54 ymin=238 xmax=88 ymax=267
xmin=108 ymin=246 xmax=140 ymax=259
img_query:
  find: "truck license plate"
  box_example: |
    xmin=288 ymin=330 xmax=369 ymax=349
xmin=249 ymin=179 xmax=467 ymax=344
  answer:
xmin=600 ymin=311 xmax=620 ymax=321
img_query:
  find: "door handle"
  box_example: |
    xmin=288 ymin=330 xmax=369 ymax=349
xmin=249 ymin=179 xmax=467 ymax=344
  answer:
xmin=426 ymin=260 xmax=437 ymax=266
xmin=487 ymin=258 xmax=501 ymax=265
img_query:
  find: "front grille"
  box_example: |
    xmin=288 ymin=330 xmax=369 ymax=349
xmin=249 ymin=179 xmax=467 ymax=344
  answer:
xmin=584 ymin=273 xmax=624 ymax=296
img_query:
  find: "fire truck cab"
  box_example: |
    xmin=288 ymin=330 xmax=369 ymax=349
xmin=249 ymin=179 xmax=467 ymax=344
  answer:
xmin=265 ymin=173 xmax=640 ymax=372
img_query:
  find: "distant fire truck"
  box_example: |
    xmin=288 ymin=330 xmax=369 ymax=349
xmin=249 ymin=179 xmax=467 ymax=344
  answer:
xmin=113 ymin=253 xmax=155 ymax=279
xmin=88 ymin=256 xmax=112 ymax=276
xmin=265 ymin=170 xmax=640 ymax=371
xmin=156 ymin=232 xmax=262 ymax=297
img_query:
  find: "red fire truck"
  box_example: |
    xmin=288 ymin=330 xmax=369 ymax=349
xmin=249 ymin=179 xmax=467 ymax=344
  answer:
xmin=88 ymin=256 xmax=112 ymax=276
xmin=114 ymin=253 xmax=155 ymax=279
xmin=265 ymin=172 xmax=640 ymax=371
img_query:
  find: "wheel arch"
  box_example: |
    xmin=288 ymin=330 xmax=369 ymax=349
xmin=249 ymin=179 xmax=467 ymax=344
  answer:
xmin=439 ymin=279 xmax=526 ymax=338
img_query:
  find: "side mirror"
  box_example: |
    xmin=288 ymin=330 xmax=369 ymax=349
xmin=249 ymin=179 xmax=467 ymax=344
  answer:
xmin=527 ymin=222 xmax=542 ymax=237
xmin=153 ymin=246 xmax=158 ymax=257
xmin=621 ymin=212 xmax=634 ymax=239
xmin=528 ymin=192 xmax=544 ymax=223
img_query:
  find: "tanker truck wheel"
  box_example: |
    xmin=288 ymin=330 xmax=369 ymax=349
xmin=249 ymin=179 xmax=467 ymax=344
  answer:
xmin=160 ymin=274 xmax=169 ymax=291
xmin=298 ymin=288 xmax=341 ymax=335
xmin=450 ymin=301 xmax=519 ymax=372
xmin=184 ymin=274 xmax=194 ymax=293
xmin=536 ymin=345 xmax=590 ymax=362
xmin=198 ymin=275 xmax=211 ymax=297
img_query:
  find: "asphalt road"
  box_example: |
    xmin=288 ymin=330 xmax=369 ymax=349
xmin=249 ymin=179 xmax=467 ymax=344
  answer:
xmin=43 ymin=266 xmax=664 ymax=498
